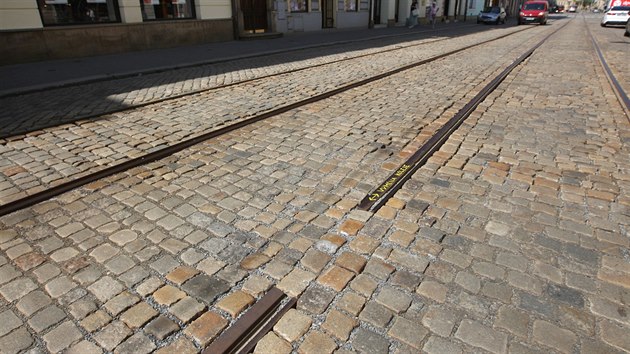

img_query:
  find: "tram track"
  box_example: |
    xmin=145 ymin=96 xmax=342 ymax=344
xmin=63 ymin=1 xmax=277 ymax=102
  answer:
xmin=0 ymin=21 xmax=586 ymax=218
xmin=584 ymin=17 xmax=630 ymax=120
xmin=1 ymin=16 xmax=627 ymax=354
xmin=0 ymin=25 xmax=519 ymax=140
xmin=0 ymin=27 xmax=538 ymax=209
xmin=197 ymin=17 xmax=619 ymax=352
xmin=358 ymin=21 xmax=569 ymax=212
xmin=359 ymin=16 xmax=630 ymax=212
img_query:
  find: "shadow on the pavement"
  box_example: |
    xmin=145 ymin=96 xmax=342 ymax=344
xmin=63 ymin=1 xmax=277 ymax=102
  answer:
xmin=0 ymin=23 xmax=516 ymax=139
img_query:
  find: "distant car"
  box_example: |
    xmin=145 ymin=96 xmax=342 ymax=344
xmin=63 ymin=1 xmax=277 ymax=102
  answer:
xmin=477 ymin=6 xmax=507 ymax=24
xmin=601 ymin=6 xmax=630 ymax=26
xmin=568 ymin=5 xmax=577 ymax=12
xmin=518 ymin=1 xmax=549 ymax=24
xmin=557 ymin=5 xmax=565 ymax=11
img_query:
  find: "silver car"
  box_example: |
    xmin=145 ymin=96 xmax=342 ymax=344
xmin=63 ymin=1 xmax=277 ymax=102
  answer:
xmin=477 ymin=6 xmax=507 ymax=24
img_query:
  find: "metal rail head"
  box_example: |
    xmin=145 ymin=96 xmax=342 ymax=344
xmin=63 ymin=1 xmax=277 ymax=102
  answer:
xmin=202 ymin=287 xmax=295 ymax=354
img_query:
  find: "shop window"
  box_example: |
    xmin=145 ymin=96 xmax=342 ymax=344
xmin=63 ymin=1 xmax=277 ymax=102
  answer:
xmin=140 ymin=0 xmax=195 ymax=20
xmin=338 ymin=0 xmax=358 ymax=11
xmin=311 ymin=0 xmax=319 ymax=11
xmin=360 ymin=0 xmax=368 ymax=10
xmin=37 ymin=0 xmax=120 ymax=26
xmin=289 ymin=0 xmax=308 ymax=12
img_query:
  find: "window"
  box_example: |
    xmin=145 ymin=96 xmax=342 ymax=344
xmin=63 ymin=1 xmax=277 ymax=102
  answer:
xmin=523 ymin=3 xmax=545 ymax=10
xmin=290 ymin=0 xmax=307 ymax=12
xmin=37 ymin=0 xmax=120 ymax=26
xmin=345 ymin=0 xmax=358 ymax=11
xmin=140 ymin=0 xmax=195 ymax=20
xmin=311 ymin=0 xmax=319 ymax=11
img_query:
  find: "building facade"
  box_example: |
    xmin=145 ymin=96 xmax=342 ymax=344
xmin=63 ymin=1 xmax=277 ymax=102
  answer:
xmin=0 ymin=0 xmax=233 ymax=65
xmin=0 ymin=0 xmax=377 ymax=64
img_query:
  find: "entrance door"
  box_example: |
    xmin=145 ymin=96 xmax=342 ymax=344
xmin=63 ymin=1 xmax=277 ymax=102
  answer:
xmin=373 ymin=0 xmax=381 ymax=24
xmin=242 ymin=0 xmax=268 ymax=32
xmin=322 ymin=0 xmax=334 ymax=27
xmin=443 ymin=0 xmax=449 ymax=20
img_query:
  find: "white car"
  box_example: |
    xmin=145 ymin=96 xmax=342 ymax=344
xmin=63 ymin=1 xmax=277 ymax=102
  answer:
xmin=601 ymin=5 xmax=630 ymax=26
xmin=477 ymin=6 xmax=507 ymax=24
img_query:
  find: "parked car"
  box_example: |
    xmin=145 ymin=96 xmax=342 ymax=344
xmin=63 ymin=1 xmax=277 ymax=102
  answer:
xmin=518 ymin=1 xmax=549 ymax=24
xmin=601 ymin=5 xmax=630 ymax=26
xmin=625 ymin=15 xmax=630 ymax=36
xmin=477 ymin=6 xmax=507 ymax=24
xmin=568 ymin=5 xmax=577 ymax=12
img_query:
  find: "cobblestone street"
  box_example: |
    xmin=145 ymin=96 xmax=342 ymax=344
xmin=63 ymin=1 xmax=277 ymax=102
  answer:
xmin=1 ymin=14 xmax=629 ymax=354
xmin=0 ymin=25 xmax=536 ymax=205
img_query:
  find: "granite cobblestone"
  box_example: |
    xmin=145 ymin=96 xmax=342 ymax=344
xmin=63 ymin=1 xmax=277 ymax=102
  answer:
xmin=1 ymin=17 xmax=628 ymax=353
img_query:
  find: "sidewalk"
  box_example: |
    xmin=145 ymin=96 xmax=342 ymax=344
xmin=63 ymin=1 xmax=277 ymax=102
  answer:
xmin=0 ymin=23 xmax=468 ymax=97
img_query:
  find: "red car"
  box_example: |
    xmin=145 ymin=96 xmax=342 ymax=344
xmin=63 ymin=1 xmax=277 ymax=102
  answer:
xmin=518 ymin=1 xmax=549 ymax=24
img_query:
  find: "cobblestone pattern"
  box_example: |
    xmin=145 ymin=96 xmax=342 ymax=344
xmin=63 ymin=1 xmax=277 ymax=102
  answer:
xmin=257 ymin=18 xmax=629 ymax=354
xmin=0 ymin=25 xmax=543 ymax=206
xmin=1 ymin=18 xmax=628 ymax=353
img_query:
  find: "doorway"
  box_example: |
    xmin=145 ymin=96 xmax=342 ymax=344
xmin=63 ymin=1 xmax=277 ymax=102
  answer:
xmin=443 ymin=0 xmax=450 ymax=20
xmin=373 ymin=0 xmax=382 ymax=24
xmin=322 ymin=0 xmax=334 ymax=27
xmin=241 ymin=0 xmax=268 ymax=32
